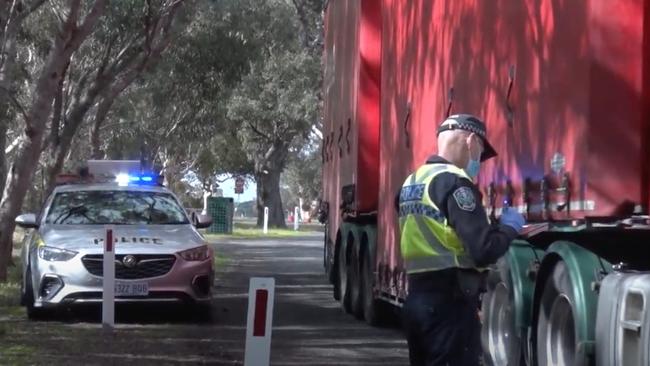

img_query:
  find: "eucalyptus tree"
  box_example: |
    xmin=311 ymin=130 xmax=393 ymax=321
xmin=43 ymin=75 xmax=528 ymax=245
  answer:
xmin=0 ymin=0 xmax=47 ymax=196
xmin=0 ymin=0 xmax=107 ymax=281
xmin=43 ymin=0 xmax=186 ymax=194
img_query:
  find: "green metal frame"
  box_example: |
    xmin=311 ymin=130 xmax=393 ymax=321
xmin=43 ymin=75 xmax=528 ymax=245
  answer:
xmin=504 ymin=240 xmax=545 ymax=337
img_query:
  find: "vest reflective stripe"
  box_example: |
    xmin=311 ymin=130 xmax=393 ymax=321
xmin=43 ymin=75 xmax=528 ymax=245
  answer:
xmin=413 ymin=164 xmax=448 ymax=184
xmin=412 ymin=215 xmax=453 ymax=258
xmin=399 ymin=163 xmax=478 ymax=274
xmin=412 ymin=213 xmax=475 ymax=269
xmin=406 ymin=255 xmax=476 ymax=273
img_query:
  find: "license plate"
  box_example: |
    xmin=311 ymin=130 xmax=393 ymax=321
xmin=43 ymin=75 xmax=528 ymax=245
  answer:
xmin=115 ymin=281 xmax=149 ymax=296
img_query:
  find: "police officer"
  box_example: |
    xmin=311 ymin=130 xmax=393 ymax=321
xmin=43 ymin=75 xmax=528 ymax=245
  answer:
xmin=398 ymin=114 xmax=525 ymax=366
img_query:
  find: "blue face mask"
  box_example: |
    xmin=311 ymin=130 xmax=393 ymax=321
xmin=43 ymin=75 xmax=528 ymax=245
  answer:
xmin=465 ymin=141 xmax=482 ymax=179
xmin=465 ymin=158 xmax=480 ymax=179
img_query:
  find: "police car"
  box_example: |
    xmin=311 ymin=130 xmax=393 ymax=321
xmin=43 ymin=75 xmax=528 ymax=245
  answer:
xmin=15 ymin=160 xmax=214 ymax=319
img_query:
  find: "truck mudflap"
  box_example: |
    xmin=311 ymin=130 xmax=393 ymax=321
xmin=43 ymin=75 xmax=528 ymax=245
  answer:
xmin=531 ymin=241 xmax=611 ymax=366
xmin=596 ymin=271 xmax=650 ymax=366
xmin=481 ymin=240 xmax=544 ymax=366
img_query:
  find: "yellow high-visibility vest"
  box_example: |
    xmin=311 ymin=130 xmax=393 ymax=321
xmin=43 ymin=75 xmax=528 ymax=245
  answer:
xmin=398 ymin=163 xmax=479 ymax=274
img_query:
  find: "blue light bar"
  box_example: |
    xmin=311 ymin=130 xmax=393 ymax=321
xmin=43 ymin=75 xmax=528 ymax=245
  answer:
xmin=116 ymin=173 xmax=159 ymax=186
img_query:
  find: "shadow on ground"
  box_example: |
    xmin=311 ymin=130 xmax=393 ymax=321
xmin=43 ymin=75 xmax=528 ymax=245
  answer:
xmin=0 ymin=233 xmax=408 ymax=366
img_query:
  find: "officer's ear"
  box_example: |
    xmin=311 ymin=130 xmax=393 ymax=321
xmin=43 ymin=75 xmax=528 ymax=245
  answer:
xmin=466 ymin=133 xmax=483 ymax=154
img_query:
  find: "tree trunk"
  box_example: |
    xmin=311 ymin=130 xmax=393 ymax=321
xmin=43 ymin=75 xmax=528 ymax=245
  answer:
xmin=45 ymin=100 xmax=95 ymax=195
xmin=0 ymin=120 xmax=6 ymax=197
xmin=45 ymin=70 xmax=110 ymax=195
xmin=0 ymin=20 xmax=18 ymax=198
xmin=256 ymin=168 xmax=286 ymax=228
xmin=90 ymin=94 xmax=116 ymax=159
xmin=0 ymin=131 xmax=46 ymax=280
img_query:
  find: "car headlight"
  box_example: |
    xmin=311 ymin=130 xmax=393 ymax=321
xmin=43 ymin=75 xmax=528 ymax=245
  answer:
xmin=179 ymin=246 xmax=211 ymax=261
xmin=37 ymin=245 xmax=78 ymax=262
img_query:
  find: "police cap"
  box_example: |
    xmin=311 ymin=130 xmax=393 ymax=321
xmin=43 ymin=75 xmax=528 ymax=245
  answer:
xmin=436 ymin=114 xmax=497 ymax=161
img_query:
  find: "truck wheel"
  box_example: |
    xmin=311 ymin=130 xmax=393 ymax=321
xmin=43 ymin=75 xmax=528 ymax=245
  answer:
xmin=348 ymin=244 xmax=363 ymax=319
xmin=361 ymin=250 xmax=387 ymax=326
xmin=338 ymin=243 xmax=351 ymax=312
xmin=481 ymin=260 xmax=525 ymax=366
xmin=483 ymin=282 xmax=523 ymax=366
xmin=332 ymin=232 xmax=342 ymax=301
xmin=536 ymin=261 xmax=579 ymax=366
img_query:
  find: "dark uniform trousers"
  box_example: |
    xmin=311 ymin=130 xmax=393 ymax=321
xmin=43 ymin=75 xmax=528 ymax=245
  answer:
xmin=402 ymin=269 xmax=482 ymax=366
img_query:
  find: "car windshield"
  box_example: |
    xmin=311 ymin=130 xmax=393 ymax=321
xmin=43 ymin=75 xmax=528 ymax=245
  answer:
xmin=45 ymin=190 xmax=190 ymax=225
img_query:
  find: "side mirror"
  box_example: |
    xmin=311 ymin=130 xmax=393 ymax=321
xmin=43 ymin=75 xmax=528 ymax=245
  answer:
xmin=192 ymin=212 xmax=212 ymax=229
xmin=16 ymin=213 xmax=39 ymax=229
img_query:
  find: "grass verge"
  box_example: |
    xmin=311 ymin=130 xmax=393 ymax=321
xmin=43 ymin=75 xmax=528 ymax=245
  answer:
xmin=0 ymin=258 xmax=22 ymax=308
xmin=0 ymin=344 xmax=37 ymax=364
xmin=205 ymin=221 xmax=324 ymax=239
xmin=213 ymin=251 xmax=230 ymax=269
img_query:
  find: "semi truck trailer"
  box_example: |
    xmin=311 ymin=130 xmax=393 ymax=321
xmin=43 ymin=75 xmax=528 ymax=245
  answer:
xmin=319 ymin=1 xmax=650 ymax=365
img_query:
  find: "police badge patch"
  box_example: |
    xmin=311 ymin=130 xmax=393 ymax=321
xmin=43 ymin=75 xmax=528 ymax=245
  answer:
xmin=453 ymin=186 xmax=476 ymax=211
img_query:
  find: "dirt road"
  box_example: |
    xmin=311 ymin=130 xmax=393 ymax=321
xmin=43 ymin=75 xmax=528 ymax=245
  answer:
xmin=0 ymin=233 xmax=409 ymax=365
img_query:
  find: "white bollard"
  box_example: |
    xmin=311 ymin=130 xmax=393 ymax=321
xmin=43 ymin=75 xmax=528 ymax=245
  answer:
xmin=102 ymin=226 xmax=115 ymax=330
xmin=244 ymin=277 xmax=275 ymax=366
xmin=263 ymin=207 xmax=269 ymax=234
xmin=293 ymin=206 xmax=299 ymax=231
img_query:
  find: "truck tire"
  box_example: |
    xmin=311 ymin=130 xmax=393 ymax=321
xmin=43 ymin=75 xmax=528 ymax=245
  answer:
xmin=348 ymin=243 xmax=363 ymax=319
xmin=332 ymin=231 xmax=342 ymax=301
xmin=338 ymin=243 xmax=351 ymax=312
xmin=536 ymin=260 xmax=583 ymax=366
xmin=361 ymin=249 xmax=388 ymax=326
xmin=481 ymin=259 xmax=525 ymax=366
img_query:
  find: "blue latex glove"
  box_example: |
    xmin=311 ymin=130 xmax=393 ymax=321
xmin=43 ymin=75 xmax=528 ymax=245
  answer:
xmin=500 ymin=207 xmax=526 ymax=233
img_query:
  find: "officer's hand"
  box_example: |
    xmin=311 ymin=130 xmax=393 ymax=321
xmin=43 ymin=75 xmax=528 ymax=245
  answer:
xmin=500 ymin=207 xmax=525 ymax=233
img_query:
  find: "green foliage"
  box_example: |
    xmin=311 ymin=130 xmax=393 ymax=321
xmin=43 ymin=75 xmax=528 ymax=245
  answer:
xmin=227 ymin=50 xmax=320 ymax=166
xmin=283 ymin=145 xmax=322 ymax=207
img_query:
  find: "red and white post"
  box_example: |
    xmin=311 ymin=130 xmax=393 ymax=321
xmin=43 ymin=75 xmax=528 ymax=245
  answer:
xmin=244 ymin=277 xmax=275 ymax=366
xmin=102 ymin=225 xmax=115 ymax=330
xmin=263 ymin=207 xmax=269 ymax=235
xmin=293 ymin=206 xmax=299 ymax=231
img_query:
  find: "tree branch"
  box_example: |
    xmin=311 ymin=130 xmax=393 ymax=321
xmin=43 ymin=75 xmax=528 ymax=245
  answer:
xmin=66 ymin=0 xmax=107 ymax=55
xmin=0 ymin=84 xmax=28 ymax=122
xmin=26 ymin=0 xmax=47 ymax=14
xmin=4 ymin=135 xmax=21 ymax=154
xmin=247 ymin=122 xmax=271 ymax=140
xmin=46 ymin=62 xmax=68 ymax=150
xmin=291 ymin=0 xmax=310 ymax=49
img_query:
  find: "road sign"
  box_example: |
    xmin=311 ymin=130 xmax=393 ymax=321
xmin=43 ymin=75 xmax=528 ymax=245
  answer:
xmin=235 ymin=177 xmax=245 ymax=194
